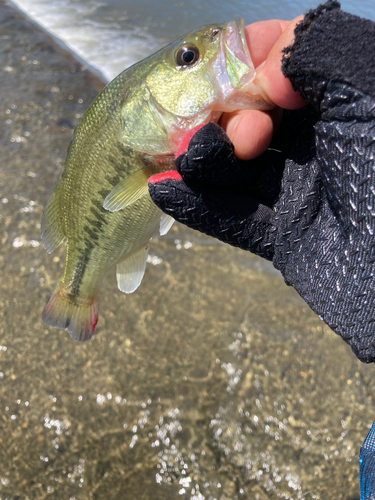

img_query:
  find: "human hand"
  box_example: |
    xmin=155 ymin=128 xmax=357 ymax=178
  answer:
xmin=220 ymin=16 xmax=306 ymax=160
xmin=149 ymin=1 xmax=375 ymax=362
xmin=149 ymin=15 xmax=307 ymax=257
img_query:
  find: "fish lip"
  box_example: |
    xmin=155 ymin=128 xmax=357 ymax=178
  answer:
xmin=223 ymin=17 xmax=255 ymax=75
xmin=216 ymin=18 xmax=273 ymax=110
xmin=235 ymin=18 xmax=253 ymax=69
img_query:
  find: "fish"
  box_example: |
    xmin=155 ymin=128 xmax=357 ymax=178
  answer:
xmin=41 ymin=18 xmax=271 ymax=341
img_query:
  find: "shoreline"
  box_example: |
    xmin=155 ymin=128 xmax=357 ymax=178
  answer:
xmin=0 ymin=0 xmax=107 ymax=88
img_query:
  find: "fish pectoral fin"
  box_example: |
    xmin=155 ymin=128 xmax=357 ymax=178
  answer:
xmin=41 ymin=188 xmax=65 ymax=253
xmin=116 ymin=246 xmax=149 ymax=294
xmin=103 ymin=168 xmax=152 ymax=212
xmin=160 ymin=213 xmax=175 ymax=235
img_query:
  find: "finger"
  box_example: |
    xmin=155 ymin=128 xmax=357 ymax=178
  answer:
xmin=254 ymin=16 xmax=307 ymax=109
xmin=174 ymin=122 xmax=239 ymax=184
xmin=244 ymin=19 xmax=290 ymax=69
xmin=148 ymin=175 xmax=275 ymax=253
xmin=221 ymin=16 xmax=306 ymax=159
xmin=220 ymin=107 xmax=282 ymax=160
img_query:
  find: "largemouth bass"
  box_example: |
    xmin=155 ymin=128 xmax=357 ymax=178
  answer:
xmin=41 ymin=19 xmax=270 ymax=341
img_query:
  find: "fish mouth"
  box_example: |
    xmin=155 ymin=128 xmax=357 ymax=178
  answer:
xmin=215 ymin=18 xmax=273 ymax=111
xmin=208 ymin=18 xmax=254 ymax=108
xmin=223 ymin=18 xmax=253 ymax=74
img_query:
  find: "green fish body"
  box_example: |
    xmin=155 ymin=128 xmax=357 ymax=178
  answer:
xmin=41 ymin=19 xmax=270 ymax=341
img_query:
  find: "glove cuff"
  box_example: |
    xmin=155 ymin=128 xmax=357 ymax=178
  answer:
xmin=282 ymin=0 xmax=375 ymax=103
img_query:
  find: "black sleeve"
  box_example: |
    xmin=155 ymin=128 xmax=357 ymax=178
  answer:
xmin=274 ymin=1 xmax=375 ymax=362
xmin=282 ymin=0 xmax=375 ymax=102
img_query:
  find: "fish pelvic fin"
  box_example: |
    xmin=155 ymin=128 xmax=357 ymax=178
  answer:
xmin=117 ymin=246 xmax=148 ymax=293
xmin=41 ymin=188 xmax=65 ymax=254
xmin=42 ymin=283 xmax=99 ymax=342
xmin=160 ymin=213 xmax=174 ymax=235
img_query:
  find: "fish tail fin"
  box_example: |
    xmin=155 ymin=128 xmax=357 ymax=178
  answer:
xmin=42 ymin=282 xmax=99 ymax=342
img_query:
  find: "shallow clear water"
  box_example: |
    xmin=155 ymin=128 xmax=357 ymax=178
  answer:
xmin=10 ymin=0 xmax=375 ymax=80
xmin=1 ymin=0 xmax=375 ymax=499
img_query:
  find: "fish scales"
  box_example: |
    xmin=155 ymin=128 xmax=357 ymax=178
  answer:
xmin=41 ymin=19 xmax=271 ymax=341
xmin=61 ymin=73 xmax=162 ymax=291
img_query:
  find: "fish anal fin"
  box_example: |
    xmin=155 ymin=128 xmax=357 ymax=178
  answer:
xmin=160 ymin=214 xmax=174 ymax=235
xmin=42 ymin=283 xmax=99 ymax=342
xmin=103 ymin=167 xmax=152 ymax=212
xmin=116 ymin=246 xmax=148 ymax=294
xmin=41 ymin=188 xmax=65 ymax=254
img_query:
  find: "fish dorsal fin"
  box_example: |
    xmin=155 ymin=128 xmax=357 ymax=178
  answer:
xmin=41 ymin=188 xmax=65 ymax=254
xmin=103 ymin=167 xmax=153 ymax=212
xmin=120 ymin=84 xmax=174 ymax=155
xmin=116 ymin=246 xmax=149 ymax=294
xmin=160 ymin=214 xmax=175 ymax=235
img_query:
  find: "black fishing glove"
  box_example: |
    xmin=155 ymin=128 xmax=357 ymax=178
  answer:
xmin=149 ymin=1 xmax=375 ymax=363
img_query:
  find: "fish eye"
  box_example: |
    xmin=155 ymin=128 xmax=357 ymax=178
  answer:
xmin=175 ymin=45 xmax=200 ymax=67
